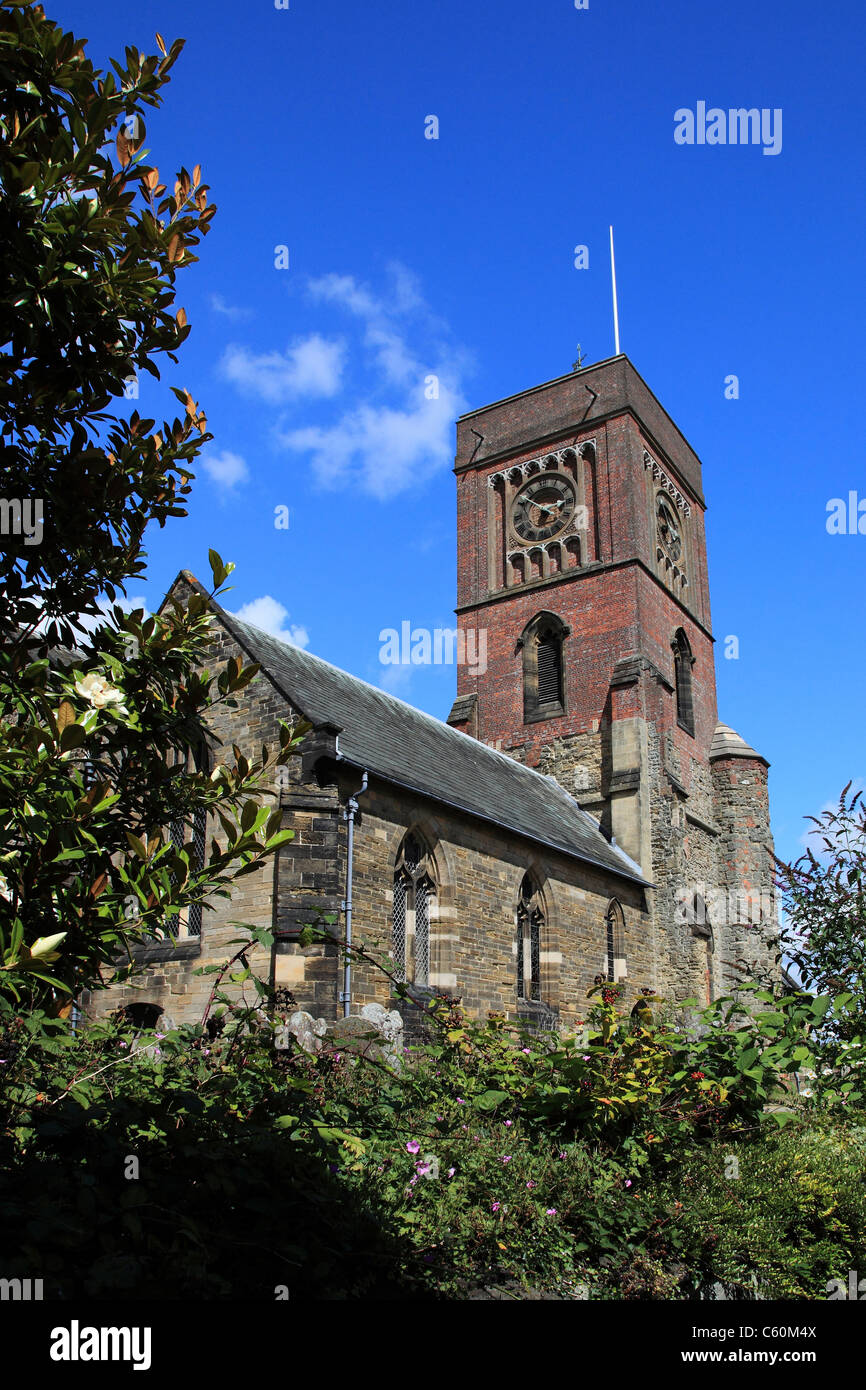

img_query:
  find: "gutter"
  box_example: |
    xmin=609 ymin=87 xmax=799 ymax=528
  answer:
xmin=336 ymin=747 xmax=368 ymax=1018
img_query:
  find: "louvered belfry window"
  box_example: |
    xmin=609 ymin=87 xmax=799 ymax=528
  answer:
xmin=521 ymin=612 xmax=568 ymax=722
xmin=537 ymin=633 xmax=562 ymax=706
xmin=393 ymin=832 xmax=435 ymax=987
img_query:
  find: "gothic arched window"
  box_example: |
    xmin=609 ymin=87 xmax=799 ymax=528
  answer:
xmin=164 ymin=743 xmax=210 ymax=940
xmin=604 ymin=899 xmax=626 ymax=983
xmin=393 ymin=832 xmax=436 ymax=987
xmin=519 ymin=612 xmax=569 ymax=723
xmin=672 ymin=628 xmax=695 ymax=736
xmin=516 ymin=875 xmax=544 ymax=1002
xmin=687 ymin=893 xmax=714 ymax=1003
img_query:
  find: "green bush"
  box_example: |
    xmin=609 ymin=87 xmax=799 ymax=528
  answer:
xmin=2 ymin=975 xmax=864 ymax=1300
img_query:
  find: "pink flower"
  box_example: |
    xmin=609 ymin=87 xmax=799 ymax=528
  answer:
xmin=447 ymin=1167 xmax=456 ymax=1177
xmin=546 ymin=1208 xmax=557 ymax=1216
xmin=504 ymin=1120 xmax=513 ymax=1127
xmin=558 ymin=1151 xmax=567 ymax=1159
xmin=500 ymin=1155 xmax=512 ymax=1164
xmin=582 ymin=1054 xmax=591 ymax=1061
xmin=521 ymin=1047 xmax=531 ymax=1054
xmin=526 ymin=1180 xmax=537 ymax=1190
xmin=456 ymin=1097 xmax=465 ymax=1104
xmin=624 ymin=1179 xmax=632 ymax=1188
xmin=406 ymin=1139 xmax=420 ymax=1154
xmin=491 ymin=1202 xmax=500 ymax=1212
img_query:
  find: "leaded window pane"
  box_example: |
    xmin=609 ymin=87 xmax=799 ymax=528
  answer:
xmin=415 ymin=878 xmax=430 ymax=987
xmin=392 ymin=873 xmax=408 ymax=982
xmin=530 ymin=911 xmax=541 ymax=1001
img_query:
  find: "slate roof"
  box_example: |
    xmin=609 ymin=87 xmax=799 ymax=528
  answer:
xmin=214 ymin=602 xmax=649 ymax=888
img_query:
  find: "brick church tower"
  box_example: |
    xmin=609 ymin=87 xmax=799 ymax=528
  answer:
xmin=447 ymin=355 xmax=776 ymax=1000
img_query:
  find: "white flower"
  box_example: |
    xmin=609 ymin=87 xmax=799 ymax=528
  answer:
xmin=74 ymin=673 xmax=126 ymax=711
xmin=29 ymin=932 xmax=66 ymax=960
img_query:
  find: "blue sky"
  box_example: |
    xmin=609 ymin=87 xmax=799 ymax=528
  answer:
xmin=61 ymin=0 xmax=865 ymax=868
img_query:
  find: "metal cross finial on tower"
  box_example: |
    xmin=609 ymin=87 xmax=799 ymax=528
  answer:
xmin=572 ymin=344 xmax=586 ymax=371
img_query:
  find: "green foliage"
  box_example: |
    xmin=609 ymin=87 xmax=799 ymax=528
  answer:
xmin=0 ymin=2 xmax=215 ymax=637
xmin=2 ymin=967 xmax=865 ymax=1299
xmin=0 ymin=7 xmax=302 ymax=1013
xmin=777 ymin=783 xmax=866 ymax=1060
xmin=666 ymin=1118 xmax=866 ymax=1299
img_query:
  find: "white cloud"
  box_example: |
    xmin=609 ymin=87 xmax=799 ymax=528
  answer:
xmin=276 ymin=265 xmax=470 ymax=496
xmin=209 ymin=293 xmax=253 ymax=322
xmin=219 ymin=334 xmax=345 ymax=403
xmin=280 ymin=381 xmax=462 ymax=498
xmin=220 ymin=264 xmax=471 ymax=497
xmin=201 ymin=449 xmax=249 ymax=491
xmin=230 ymin=595 xmax=309 ymax=649
xmin=308 ymin=267 xmax=423 ymax=385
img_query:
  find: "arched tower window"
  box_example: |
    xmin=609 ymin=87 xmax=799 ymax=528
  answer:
xmin=604 ymin=899 xmax=627 ymax=982
xmin=672 ymin=628 xmax=695 ymax=736
xmin=518 ymin=612 xmax=570 ymax=723
xmin=516 ymin=874 xmax=544 ymax=1002
xmin=393 ymin=832 xmax=436 ymax=987
xmin=164 ymin=742 xmax=210 ymax=940
xmin=687 ymin=893 xmax=715 ymax=1003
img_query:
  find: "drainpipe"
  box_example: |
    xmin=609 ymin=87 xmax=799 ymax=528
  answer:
xmin=339 ymin=769 xmax=368 ymax=1017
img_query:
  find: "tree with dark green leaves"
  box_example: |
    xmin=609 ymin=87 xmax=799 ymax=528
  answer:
xmin=0 ymin=2 xmax=297 ymax=1012
xmin=777 ymin=784 xmax=866 ymax=1053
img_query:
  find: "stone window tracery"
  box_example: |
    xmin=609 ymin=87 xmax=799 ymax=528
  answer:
xmin=605 ymin=899 xmax=627 ymax=982
xmin=393 ymin=831 xmax=435 ymax=987
xmin=516 ymin=874 xmax=544 ymax=1002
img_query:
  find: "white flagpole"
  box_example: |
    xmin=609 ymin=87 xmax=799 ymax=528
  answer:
xmin=609 ymin=225 xmax=621 ymax=356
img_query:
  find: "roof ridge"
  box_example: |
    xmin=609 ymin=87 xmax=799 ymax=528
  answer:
xmin=225 ymin=609 xmax=599 ymax=800
xmin=211 ymin=603 xmax=650 ymax=886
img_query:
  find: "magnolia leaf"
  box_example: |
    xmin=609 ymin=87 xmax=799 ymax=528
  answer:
xmin=89 ymin=872 xmax=109 ymax=898
xmin=125 ymin=831 xmax=148 ymax=860
xmin=57 ymin=700 xmax=76 ymax=732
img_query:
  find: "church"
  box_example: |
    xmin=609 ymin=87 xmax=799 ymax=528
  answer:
xmin=87 ymin=354 xmax=777 ymax=1033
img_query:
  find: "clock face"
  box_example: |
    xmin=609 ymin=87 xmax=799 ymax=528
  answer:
xmin=511 ymin=474 xmax=576 ymax=543
xmin=656 ymin=494 xmax=683 ymax=563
